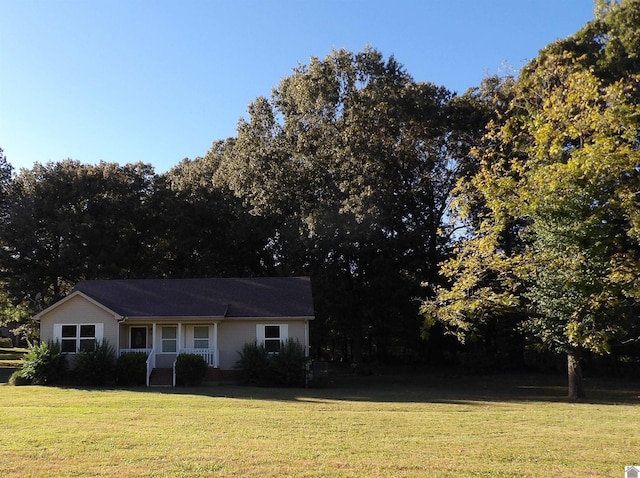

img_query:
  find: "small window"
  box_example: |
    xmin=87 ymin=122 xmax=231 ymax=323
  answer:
xmin=256 ymin=324 xmax=288 ymax=354
xmin=61 ymin=325 xmax=78 ymax=353
xmin=193 ymin=326 xmax=209 ymax=349
xmin=161 ymin=327 xmax=177 ymax=353
xmin=79 ymin=324 xmax=96 ymax=351
xmin=264 ymin=325 xmax=281 ymax=353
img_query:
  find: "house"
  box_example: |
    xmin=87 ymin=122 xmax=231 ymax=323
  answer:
xmin=34 ymin=277 xmax=314 ymax=385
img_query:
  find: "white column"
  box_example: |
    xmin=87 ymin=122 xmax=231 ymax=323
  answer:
xmin=213 ymin=322 xmax=219 ymax=368
xmin=177 ymin=323 xmax=182 ymax=355
xmin=304 ymin=320 xmax=310 ymax=357
xmin=152 ymin=323 xmax=157 ymax=351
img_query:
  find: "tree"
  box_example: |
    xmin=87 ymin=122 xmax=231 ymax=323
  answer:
xmin=151 ymin=143 xmax=275 ymax=278
xmin=0 ymin=160 xmax=158 ymax=311
xmin=215 ymin=48 xmax=488 ymax=361
xmin=423 ymin=1 xmax=640 ymax=399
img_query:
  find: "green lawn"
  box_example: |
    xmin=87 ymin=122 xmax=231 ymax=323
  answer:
xmin=0 ymin=371 xmax=638 ymax=477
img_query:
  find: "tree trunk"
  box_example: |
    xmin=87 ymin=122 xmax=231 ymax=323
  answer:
xmin=567 ymin=352 xmax=586 ymax=400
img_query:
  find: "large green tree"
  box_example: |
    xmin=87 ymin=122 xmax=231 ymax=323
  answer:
xmin=215 ymin=48 xmax=488 ymax=361
xmin=423 ymin=0 xmax=640 ymax=398
xmin=152 ymin=143 xmax=276 ymax=278
xmin=0 ymin=160 xmax=158 ymax=308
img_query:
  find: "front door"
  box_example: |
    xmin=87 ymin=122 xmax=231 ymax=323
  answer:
xmin=130 ymin=327 xmax=148 ymax=349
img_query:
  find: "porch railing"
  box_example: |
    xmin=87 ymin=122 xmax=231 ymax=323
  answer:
xmin=146 ymin=348 xmax=156 ymax=387
xmin=181 ymin=348 xmax=218 ymax=367
xmin=119 ymin=348 xmax=153 ymax=356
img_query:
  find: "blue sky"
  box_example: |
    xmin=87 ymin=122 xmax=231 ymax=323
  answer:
xmin=1 ymin=0 xmax=595 ymax=173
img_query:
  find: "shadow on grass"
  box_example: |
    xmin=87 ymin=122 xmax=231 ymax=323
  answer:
xmin=120 ymin=369 xmax=640 ymax=406
xmin=4 ymin=366 xmax=638 ymax=405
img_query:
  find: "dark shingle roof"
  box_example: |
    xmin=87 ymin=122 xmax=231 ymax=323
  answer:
xmin=72 ymin=277 xmax=314 ymax=319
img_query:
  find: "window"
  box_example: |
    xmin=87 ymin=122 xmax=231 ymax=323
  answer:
xmin=193 ymin=326 xmax=209 ymax=349
xmin=256 ymin=324 xmax=288 ymax=353
xmin=161 ymin=327 xmax=177 ymax=353
xmin=54 ymin=324 xmax=102 ymax=353
xmin=130 ymin=327 xmax=147 ymax=349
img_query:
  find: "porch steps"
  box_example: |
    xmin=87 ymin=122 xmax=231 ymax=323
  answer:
xmin=149 ymin=368 xmax=173 ymax=387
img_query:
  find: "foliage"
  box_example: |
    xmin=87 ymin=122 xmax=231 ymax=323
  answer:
xmin=236 ymin=339 xmax=308 ymax=387
xmin=235 ymin=341 xmax=271 ymax=385
xmin=72 ymin=340 xmax=116 ymax=386
xmin=115 ymin=351 xmax=147 ymax=386
xmin=8 ymin=369 xmax=31 ymax=386
xmin=0 ymin=160 xmax=160 ymax=324
xmin=175 ymin=353 xmax=208 ymax=386
xmin=20 ymin=341 xmax=66 ymax=385
xmin=269 ymin=339 xmax=308 ymax=387
xmin=423 ymin=0 xmax=640 ymax=398
xmin=215 ymin=47 xmax=489 ymax=362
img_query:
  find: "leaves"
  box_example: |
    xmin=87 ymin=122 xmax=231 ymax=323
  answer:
xmin=425 ymin=0 xmax=640 ymax=358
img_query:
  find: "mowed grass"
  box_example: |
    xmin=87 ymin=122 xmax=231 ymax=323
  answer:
xmin=0 ymin=371 xmax=638 ymax=477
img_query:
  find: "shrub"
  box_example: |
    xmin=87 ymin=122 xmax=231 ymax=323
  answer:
xmin=236 ymin=342 xmax=271 ymax=385
xmin=175 ymin=353 xmax=208 ymax=386
xmin=9 ymin=369 xmax=31 ymax=386
xmin=236 ymin=339 xmax=308 ymax=387
xmin=116 ymin=351 xmax=148 ymax=386
xmin=21 ymin=341 xmax=66 ymax=385
xmin=72 ymin=340 xmax=116 ymax=386
xmin=270 ymin=339 xmax=308 ymax=387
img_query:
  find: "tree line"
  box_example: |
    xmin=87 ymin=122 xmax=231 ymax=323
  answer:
xmin=1 ymin=0 xmax=639 ymax=397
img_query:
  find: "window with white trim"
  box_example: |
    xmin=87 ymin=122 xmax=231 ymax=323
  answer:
xmin=193 ymin=326 xmax=209 ymax=349
xmin=161 ymin=326 xmax=177 ymax=353
xmin=256 ymin=324 xmax=288 ymax=353
xmin=54 ymin=323 xmax=103 ymax=353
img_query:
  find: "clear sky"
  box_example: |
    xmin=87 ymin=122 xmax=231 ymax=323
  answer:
xmin=1 ymin=0 xmax=596 ymax=174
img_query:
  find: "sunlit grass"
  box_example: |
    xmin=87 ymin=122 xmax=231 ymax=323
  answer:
xmin=0 ymin=372 xmax=638 ymax=477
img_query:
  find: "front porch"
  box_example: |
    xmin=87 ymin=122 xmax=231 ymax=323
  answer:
xmin=119 ymin=321 xmax=220 ymax=387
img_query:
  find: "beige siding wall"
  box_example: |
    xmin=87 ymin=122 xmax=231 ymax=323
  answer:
xmin=39 ymin=295 xmax=119 ymax=348
xmin=218 ymin=320 xmax=307 ymax=370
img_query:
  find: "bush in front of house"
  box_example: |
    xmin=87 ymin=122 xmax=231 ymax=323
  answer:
xmin=175 ymin=353 xmax=208 ymax=386
xmin=9 ymin=369 xmax=31 ymax=386
xmin=236 ymin=341 xmax=271 ymax=386
xmin=270 ymin=339 xmax=308 ymax=387
xmin=72 ymin=340 xmax=116 ymax=386
xmin=21 ymin=341 xmax=66 ymax=385
xmin=236 ymin=339 xmax=308 ymax=387
xmin=116 ymin=351 xmax=148 ymax=386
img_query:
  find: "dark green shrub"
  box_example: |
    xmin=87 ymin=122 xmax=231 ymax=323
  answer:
xmin=175 ymin=353 xmax=208 ymax=386
xmin=270 ymin=339 xmax=308 ymax=387
xmin=21 ymin=341 xmax=66 ymax=385
xmin=9 ymin=369 xmax=31 ymax=386
xmin=72 ymin=340 xmax=116 ymax=386
xmin=116 ymin=351 xmax=147 ymax=386
xmin=236 ymin=339 xmax=308 ymax=387
xmin=236 ymin=342 xmax=271 ymax=385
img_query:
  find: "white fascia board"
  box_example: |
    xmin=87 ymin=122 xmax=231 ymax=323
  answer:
xmin=32 ymin=290 xmax=123 ymax=322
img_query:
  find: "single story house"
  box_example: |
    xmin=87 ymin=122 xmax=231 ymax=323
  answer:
xmin=34 ymin=277 xmax=314 ymax=385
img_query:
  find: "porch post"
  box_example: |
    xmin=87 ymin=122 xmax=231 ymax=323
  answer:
xmin=213 ymin=322 xmax=219 ymax=368
xmin=152 ymin=323 xmax=157 ymax=352
xmin=304 ymin=319 xmax=309 ymax=357
xmin=177 ymin=322 xmax=182 ymax=355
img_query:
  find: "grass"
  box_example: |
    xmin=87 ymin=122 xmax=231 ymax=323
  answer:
xmin=0 ymin=370 xmax=638 ymax=477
